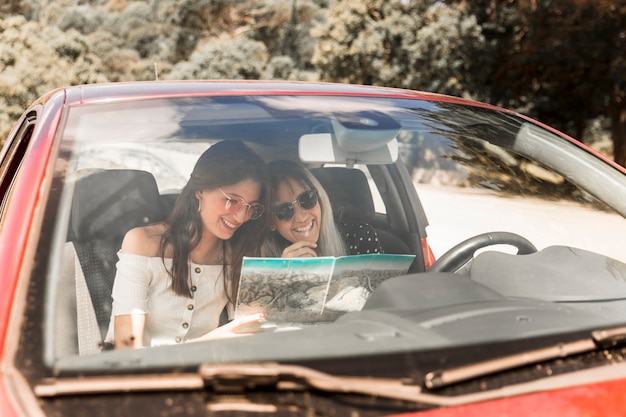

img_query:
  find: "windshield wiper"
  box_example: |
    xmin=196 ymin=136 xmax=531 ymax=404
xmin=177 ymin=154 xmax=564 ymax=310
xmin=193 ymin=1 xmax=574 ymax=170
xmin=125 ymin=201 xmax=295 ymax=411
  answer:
xmin=37 ymin=362 xmax=450 ymax=405
xmin=35 ymin=327 xmax=626 ymax=408
xmin=199 ymin=362 xmax=432 ymax=401
xmin=424 ymin=325 xmax=626 ymax=390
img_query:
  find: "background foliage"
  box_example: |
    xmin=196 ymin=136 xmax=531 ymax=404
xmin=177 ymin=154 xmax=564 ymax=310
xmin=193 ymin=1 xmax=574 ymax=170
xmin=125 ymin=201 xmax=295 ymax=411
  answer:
xmin=1 ymin=0 xmax=624 ymax=165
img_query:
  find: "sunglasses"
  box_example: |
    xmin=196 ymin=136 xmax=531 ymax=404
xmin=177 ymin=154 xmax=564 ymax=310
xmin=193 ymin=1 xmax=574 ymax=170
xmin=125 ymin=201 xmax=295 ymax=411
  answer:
xmin=218 ymin=188 xmax=265 ymax=220
xmin=273 ymin=189 xmax=319 ymax=221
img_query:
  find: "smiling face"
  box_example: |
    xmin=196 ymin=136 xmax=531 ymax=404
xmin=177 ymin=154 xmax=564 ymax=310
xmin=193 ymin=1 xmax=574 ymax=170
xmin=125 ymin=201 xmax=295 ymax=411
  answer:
xmin=196 ymin=178 xmax=262 ymax=241
xmin=271 ymin=177 xmax=321 ymax=245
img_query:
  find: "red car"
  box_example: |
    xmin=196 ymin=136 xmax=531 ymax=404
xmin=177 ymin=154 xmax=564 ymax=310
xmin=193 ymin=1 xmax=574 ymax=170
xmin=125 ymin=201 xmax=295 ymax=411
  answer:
xmin=2 ymin=81 xmax=626 ymax=416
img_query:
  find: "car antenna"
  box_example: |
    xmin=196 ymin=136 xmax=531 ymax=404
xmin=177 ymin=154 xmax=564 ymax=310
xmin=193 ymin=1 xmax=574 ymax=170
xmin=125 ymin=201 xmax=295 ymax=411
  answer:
xmin=154 ymin=63 xmax=159 ymax=80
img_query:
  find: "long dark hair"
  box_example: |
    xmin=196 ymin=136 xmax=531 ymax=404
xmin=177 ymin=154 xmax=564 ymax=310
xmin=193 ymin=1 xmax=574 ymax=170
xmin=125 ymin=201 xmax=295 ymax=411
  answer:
xmin=161 ymin=140 xmax=270 ymax=301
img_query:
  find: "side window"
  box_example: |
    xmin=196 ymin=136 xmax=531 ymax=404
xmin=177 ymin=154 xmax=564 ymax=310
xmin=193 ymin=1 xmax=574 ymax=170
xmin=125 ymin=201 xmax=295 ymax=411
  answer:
xmin=0 ymin=113 xmax=36 ymax=224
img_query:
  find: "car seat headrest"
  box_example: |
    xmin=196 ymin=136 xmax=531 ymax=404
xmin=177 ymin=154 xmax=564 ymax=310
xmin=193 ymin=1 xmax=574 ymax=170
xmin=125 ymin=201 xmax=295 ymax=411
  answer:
xmin=310 ymin=167 xmax=375 ymax=222
xmin=69 ymin=169 xmax=165 ymax=242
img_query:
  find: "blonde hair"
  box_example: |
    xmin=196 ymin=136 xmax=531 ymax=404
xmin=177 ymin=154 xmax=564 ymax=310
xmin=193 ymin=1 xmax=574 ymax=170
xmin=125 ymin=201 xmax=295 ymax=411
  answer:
xmin=261 ymin=160 xmax=347 ymax=257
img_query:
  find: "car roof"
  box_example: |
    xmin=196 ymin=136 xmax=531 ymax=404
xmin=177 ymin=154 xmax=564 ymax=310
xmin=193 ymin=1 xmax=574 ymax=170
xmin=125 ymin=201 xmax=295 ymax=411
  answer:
xmin=49 ymin=80 xmax=494 ymax=108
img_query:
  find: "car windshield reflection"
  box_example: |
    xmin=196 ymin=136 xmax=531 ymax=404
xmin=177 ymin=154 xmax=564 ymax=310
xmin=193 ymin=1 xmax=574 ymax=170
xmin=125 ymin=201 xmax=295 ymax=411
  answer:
xmin=43 ymin=94 xmax=626 ymax=377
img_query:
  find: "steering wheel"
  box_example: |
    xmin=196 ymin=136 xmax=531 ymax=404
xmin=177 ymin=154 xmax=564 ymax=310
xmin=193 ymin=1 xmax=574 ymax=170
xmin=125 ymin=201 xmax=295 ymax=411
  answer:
xmin=428 ymin=231 xmax=537 ymax=273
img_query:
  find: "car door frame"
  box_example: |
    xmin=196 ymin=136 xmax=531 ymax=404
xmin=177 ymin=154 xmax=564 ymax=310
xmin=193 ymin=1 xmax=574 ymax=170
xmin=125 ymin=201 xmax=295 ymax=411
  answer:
xmin=0 ymin=89 xmax=67 ymax=417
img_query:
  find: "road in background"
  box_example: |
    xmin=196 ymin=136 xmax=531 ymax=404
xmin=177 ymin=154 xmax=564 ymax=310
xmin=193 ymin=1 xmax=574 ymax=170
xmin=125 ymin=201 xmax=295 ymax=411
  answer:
xmin=416 ymin=184 xmax=626 ymax=263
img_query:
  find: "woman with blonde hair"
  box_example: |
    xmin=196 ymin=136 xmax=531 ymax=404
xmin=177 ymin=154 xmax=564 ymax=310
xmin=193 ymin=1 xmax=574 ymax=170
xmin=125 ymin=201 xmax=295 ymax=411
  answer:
xmin=261 ymin=160 xmax=347 ymax=258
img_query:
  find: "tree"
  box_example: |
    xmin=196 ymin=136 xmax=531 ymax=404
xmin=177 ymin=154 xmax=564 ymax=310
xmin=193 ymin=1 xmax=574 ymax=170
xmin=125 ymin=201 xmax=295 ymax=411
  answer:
xmin=463 ymin=0 xmax=626 ymax=165
xmin=167 ymin=36 xmax=268 ymax=80
xmin=311 ymin=0 xmax=485 ymax=97
xmin=247 ymin=0 xmax=325 ymax=74
xmin=152 ymin=0 xmax=244 ymax=63
xmin=0 ymin=15 xmax=108 ymax=143
xmin=1 ymin=0 xmax=30 ymax=16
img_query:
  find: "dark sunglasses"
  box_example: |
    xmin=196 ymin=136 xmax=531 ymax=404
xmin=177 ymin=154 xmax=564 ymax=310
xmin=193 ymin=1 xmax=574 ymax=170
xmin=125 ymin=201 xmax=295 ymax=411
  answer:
xmin=273 ymin=189 xmax=319 ymax=221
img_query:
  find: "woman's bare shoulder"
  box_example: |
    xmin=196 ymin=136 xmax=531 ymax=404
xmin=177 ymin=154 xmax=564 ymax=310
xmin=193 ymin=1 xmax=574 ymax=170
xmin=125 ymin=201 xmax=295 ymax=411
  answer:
xmin=120 ymin=223 xmax=167 ymax=257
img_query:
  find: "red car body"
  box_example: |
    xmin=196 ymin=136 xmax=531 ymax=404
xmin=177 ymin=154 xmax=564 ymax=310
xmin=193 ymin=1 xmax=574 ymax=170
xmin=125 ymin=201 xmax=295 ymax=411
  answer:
xmin=2 ymin=81 xmax=626 ymax=416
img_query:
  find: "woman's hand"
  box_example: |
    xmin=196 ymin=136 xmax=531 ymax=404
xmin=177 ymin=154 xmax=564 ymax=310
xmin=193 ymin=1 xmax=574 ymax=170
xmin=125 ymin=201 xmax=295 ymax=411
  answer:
xmin=190 ymin=313 xmax=267 ymax=341
xmin=281 ymin=240 xmax=317 ymax=258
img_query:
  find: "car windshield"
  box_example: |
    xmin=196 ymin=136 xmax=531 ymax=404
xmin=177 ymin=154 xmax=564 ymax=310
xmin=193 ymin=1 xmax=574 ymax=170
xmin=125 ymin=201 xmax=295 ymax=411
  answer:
xmin=35 ymin=93 xmax=626 ymax=375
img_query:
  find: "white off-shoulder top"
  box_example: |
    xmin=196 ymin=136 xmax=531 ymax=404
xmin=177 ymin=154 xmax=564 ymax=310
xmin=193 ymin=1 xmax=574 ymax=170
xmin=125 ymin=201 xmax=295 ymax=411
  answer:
xmin=104 ymin=252 xmax=232 ymax=347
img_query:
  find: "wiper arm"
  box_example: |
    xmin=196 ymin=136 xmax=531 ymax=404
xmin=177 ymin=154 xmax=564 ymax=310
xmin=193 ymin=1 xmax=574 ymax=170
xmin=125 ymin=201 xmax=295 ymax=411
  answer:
xmin=199 ymin=362 xmax=440 ymax=403
xmin=37 ymin=362 xmax=447 ymax=405
xmin=424 ymin=325 xmax=626 ymax=390
xmin=35 ymin=373 xmax=205 ymax=397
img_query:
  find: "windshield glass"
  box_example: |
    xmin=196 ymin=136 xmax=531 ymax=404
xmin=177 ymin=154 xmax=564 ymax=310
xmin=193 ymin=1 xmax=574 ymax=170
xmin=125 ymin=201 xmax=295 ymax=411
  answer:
xmin=40 ymin=94 xmax=626 ymax=373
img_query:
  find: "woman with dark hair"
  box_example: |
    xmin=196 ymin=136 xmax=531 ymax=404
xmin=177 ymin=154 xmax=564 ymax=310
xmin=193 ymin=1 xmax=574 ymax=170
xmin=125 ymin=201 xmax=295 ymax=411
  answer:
xmin=106 ymin=140 xmax=270 ymax=349
xmin=261 ymin=160 xmax=348 ymax=258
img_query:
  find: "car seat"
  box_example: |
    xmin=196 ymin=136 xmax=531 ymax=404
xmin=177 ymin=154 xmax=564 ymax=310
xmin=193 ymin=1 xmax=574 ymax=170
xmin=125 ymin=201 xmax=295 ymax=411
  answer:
xmin=310 ymin=167 xmax=410 ymax=255
xmin=59 ymin=169 xmax=166 ymax=355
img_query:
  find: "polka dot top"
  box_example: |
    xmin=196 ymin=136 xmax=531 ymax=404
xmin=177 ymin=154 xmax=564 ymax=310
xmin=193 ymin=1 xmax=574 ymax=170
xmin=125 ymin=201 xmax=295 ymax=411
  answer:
xmin=339 ymin=221 xmax=383 ymax=255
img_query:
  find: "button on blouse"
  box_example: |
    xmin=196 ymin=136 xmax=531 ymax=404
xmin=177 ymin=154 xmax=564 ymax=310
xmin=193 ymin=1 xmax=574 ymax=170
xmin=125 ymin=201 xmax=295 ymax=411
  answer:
xmin=106 ymin=253 xmax=230 ymax=347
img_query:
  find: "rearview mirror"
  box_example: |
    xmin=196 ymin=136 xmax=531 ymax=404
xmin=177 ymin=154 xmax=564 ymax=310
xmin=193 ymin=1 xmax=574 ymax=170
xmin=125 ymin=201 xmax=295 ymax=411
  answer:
xmin=299 ymin=133 xmax=398 ymax=166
